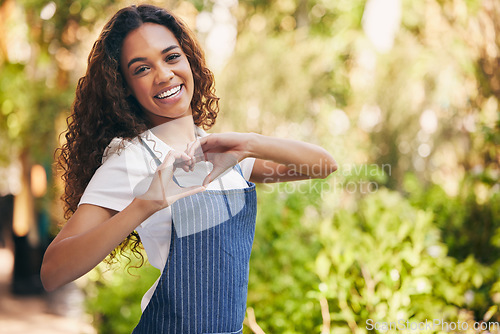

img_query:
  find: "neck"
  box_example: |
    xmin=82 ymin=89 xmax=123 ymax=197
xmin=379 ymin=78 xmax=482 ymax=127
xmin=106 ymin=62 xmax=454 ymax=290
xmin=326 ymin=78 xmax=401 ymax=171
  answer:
xmin=149 ymin=115 xmax=197 ymax=151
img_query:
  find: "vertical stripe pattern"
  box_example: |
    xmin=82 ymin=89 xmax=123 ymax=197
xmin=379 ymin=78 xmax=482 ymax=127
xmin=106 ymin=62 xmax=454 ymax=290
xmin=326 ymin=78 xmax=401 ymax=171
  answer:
xmin=133 ymin=166 xmax=257 ymax=334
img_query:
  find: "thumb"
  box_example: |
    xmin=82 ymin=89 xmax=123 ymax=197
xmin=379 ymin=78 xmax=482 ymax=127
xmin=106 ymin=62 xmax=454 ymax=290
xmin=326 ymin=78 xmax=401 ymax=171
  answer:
xmin=168 ymin=185 xmax=206 ymax=204
xmin=158 ymin=151 xmax=176 ymax=171
xmin=202 ymin=164 xmax=230 ymax=187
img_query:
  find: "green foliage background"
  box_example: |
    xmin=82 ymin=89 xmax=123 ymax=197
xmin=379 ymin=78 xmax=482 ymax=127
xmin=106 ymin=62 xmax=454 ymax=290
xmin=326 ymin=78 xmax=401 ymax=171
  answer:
xmin=1 ymin=0 xmax=499 ymax=332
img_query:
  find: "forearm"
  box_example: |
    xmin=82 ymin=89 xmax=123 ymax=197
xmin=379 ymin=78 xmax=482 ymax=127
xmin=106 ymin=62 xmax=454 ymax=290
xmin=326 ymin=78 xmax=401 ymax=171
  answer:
xmin=247 ymin=133 xmax=337 ymax=178
xmin=41 ymin=198 xmax=157 ymax=291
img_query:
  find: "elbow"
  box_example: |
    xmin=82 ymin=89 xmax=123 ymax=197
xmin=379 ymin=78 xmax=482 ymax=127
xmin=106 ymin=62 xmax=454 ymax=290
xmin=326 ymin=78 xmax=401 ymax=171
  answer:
xmin=320 ymin=165 xmax=337 ymax=179
xmin=327 ymin=164 xmax=338 ymax=178
xmin=40 ymin=256 xmax=62 ymax=292
xmin=40 ymin=264 xmax=56 ymax=292
xmin=330 ymin=159 xmax=338 ymax=174
xmin=319 ymin=154 xmax=338 ymax=179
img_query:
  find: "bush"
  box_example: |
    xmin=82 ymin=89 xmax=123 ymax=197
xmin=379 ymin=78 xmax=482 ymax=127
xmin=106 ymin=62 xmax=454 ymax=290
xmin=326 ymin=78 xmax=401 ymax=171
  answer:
xmin=403 ymin=173 xmax=500 ymax=321
xmin=246 ymin=180 xmax=329 ymax=333
xmin=83 ymin=178 xmax=499 ymax=333
xmin=312 ymin=188 xmax=498 ymax=333
xmin=84 ymin=255 xmax=159 ymax=334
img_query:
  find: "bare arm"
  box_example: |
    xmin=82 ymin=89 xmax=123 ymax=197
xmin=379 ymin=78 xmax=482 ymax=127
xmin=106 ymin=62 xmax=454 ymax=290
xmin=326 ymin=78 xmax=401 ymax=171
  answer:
xmin=247 ymin=134 xmax=337 ymax=182
xmin=40 ymin=200 xmax=158 ymax=291
xmin=198 ymin=132 xmax=338 ymax=184
xmin=41 ymin=150 xmax=204 ymax=292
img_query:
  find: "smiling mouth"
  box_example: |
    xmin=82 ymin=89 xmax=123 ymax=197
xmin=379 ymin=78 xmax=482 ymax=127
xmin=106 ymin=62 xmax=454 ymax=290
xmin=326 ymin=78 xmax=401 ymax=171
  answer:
xmin=155 ymin=85 xmax=182 ymax=99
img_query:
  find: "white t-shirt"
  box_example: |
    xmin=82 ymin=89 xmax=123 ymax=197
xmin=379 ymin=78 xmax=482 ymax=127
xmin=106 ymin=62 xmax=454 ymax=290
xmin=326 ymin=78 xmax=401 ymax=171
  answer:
xmin=79 ymin=127 xmax=255 ymax=310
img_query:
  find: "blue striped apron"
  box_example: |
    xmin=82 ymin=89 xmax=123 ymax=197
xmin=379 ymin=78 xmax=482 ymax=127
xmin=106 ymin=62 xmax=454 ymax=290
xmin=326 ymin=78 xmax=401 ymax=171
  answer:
xmin=133 ymin=140 xmax=257 ymax=334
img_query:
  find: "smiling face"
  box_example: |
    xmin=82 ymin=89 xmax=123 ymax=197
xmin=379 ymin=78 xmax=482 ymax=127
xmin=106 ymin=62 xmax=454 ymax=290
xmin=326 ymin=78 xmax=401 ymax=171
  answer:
xmin=120 ymin=23 xmax=194 ymax=127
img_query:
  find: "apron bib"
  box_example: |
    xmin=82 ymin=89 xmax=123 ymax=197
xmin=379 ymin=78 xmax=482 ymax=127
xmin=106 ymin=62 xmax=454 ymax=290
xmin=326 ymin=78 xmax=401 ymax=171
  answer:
xmin=133 ymin=140 xmax=257 ymax=333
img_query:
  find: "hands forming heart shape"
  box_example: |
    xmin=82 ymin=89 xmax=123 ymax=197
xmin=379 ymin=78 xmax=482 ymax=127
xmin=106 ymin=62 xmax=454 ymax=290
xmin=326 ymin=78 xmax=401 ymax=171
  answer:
xmin=137 ymin=133 xmax=247 ymax=209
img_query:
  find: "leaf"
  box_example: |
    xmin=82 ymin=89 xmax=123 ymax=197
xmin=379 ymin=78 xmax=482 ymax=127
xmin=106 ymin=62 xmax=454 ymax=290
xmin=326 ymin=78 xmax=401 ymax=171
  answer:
xmin=483 ymin=305 xmax=498 ymax=322
xmin=316 ymin=252 xmax=332 ymax=281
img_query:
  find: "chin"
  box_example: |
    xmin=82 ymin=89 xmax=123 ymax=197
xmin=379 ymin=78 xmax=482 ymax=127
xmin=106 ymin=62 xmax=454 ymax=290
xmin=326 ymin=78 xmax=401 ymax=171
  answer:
xmin=149 ymin=110 xmax=191 ymax=125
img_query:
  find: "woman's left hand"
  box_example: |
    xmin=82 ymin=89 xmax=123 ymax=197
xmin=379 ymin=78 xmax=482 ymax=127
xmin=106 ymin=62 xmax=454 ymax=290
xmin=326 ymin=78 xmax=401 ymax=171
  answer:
xmin=189 ymin=133 xmax=253 ymax=186
xmin=188 ymin=131 xmax=337 ymax=185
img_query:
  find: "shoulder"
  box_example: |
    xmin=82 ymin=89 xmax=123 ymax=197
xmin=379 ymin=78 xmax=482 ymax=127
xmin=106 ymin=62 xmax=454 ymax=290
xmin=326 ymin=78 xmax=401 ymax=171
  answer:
xmin=102 ymin=138 xmax=124 ymax=162
xmin=80 ymin=133 xmax=156 ymax=210
xmin=101 ymin=134 xmax=153 ymax=164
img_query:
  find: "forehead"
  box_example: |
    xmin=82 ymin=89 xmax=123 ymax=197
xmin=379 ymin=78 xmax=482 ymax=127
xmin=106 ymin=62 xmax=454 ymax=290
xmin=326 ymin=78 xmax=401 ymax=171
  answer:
xmin=121 ymin=23 xmax=180 ymax=61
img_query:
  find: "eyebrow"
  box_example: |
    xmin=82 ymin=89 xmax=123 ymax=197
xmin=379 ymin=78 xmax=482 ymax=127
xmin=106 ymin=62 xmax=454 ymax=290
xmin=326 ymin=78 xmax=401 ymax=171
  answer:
xmin=127 ymin=45 xmax=180 ymax=69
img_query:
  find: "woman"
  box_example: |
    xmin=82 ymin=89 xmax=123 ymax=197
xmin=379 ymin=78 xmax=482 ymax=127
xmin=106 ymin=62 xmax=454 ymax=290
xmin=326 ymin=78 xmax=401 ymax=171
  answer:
xmin=41 ymin=4 xmax=337 ymax=333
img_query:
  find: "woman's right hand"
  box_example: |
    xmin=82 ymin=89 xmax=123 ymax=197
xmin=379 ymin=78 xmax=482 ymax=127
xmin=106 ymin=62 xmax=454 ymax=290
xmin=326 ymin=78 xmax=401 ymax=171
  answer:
xmin=41 ymin=149 xmax=205 ymax=292
xmin=137 ymin=149 xmax=206 ymax=210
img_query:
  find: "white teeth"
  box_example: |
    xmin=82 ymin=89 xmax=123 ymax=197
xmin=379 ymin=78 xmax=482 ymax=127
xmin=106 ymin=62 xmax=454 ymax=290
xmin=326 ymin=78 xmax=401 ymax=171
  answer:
xmin=156 ymin=85 xmax=181 ymax=99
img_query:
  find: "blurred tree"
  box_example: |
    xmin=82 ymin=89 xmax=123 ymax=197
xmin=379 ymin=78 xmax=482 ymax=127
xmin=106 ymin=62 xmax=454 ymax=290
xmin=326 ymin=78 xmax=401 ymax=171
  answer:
xmin=215 ymin=0 xmax=499 ymax=331
xmin=219 ymin=0 xmax=499 ymax=190
xmin=0 ymin=0 xmax=125 ymax=293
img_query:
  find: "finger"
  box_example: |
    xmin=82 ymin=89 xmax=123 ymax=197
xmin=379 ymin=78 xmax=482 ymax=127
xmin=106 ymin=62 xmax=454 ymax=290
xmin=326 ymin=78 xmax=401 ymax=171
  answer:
xmin=202 ymin=174 xmax=212 ymax=187
xmin=187 ymin=139 xmax=205 ymax=164
xmin=158 ymin=169 xmax=167 ymax=202
xmin=185 ymin=140 xmax=198 ymax=157
xmin=173 ymin=157 xmax=192 ymax=171
xmin=173 ymin=151 xmax=191 ymax=163
xmin=185 ymin=141 xmax=200 ymax=169
xmin=198 ymin=134 xmax=218 ymax=155
xmin=197 ymin=135 xmax=209 ymax=147
xmin=168 ymin=185 xmax=206 ymax=204
xmin=159 ymin=151 xmax=176 ymax=170
xmin=202 ymin=164 xmax=229 ymax=187
xmin=182 ymin=185 xmax=206 ymax=197
xmin=168 ymin=150 xmax=191 ymax=170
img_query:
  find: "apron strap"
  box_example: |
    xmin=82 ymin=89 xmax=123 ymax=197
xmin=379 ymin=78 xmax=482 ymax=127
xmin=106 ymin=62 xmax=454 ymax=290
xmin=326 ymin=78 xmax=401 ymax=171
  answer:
xmin=139 ymin=137 xmax=162 ymax=167
xmin=233 ymin=163 xmax=244 ymax=177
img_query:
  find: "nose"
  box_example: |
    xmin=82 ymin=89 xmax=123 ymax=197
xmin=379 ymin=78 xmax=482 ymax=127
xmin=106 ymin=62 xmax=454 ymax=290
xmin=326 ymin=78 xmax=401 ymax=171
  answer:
xmin=154 ymin=64 xmax=174 ymax=85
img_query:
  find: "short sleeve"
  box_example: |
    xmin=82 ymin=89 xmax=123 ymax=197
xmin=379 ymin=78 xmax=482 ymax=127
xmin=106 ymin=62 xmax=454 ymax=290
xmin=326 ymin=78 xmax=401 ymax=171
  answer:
xmin=79 ymin=138 xmax=155 ymax=212
xmin=239 ymin=157 xmax=256 ymax=181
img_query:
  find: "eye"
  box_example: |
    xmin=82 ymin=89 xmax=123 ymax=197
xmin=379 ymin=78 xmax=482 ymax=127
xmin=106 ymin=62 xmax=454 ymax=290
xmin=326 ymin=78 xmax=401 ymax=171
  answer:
xmin=133 ymin=66 xmax=150 ymax=75
xmin=165 ymin=53 xmax=181 ymax=62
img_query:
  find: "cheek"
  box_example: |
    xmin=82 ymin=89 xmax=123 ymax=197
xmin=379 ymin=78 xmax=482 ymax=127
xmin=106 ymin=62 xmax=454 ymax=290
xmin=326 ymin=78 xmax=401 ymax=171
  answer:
xmin=186 ymin=66 xmax=195 ymax=91
xmin=129 ymin=81 xmax=149 ymax=98
xmin=122 ymin=75 xmax=138 ymax=97
xmin=183 ymin=60 xmax=194 ymax=84
xmin=121 ymin=71 xmax=136 ymax=95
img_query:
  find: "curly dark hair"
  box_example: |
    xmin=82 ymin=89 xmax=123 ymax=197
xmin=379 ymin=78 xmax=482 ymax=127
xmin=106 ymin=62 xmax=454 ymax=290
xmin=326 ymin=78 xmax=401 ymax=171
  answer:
xmin=57 ymin=4 xmax=219 ymax=264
